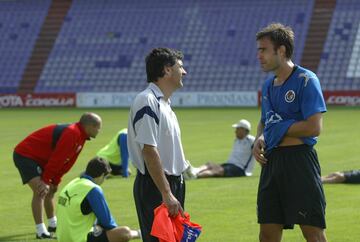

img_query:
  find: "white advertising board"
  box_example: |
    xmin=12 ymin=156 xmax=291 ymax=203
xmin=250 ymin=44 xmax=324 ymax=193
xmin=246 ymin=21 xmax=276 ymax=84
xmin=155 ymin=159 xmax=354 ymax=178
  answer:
xmin=77 ymin=92 xmax=258 ymax=107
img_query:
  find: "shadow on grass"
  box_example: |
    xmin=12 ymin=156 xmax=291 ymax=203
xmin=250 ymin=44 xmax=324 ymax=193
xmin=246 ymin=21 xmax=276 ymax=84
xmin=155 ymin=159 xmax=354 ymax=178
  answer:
xmin=0 ymin=233 xmax=38 ymax=241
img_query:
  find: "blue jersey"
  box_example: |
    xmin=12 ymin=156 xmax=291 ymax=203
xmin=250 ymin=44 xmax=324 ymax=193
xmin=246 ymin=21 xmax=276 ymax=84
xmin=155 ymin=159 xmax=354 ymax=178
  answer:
xmin=261 ymin=65 xmax=327 ymax=152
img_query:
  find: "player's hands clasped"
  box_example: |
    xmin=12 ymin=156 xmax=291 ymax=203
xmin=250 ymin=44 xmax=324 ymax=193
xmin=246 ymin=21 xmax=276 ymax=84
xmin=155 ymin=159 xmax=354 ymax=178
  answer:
xmin=37 ymin=180 xmax=50 ymax=198
xmin=253 ymin=135 xmax=267 ymax=165
xmin=162 ymin=192 xmax=184 ymax=217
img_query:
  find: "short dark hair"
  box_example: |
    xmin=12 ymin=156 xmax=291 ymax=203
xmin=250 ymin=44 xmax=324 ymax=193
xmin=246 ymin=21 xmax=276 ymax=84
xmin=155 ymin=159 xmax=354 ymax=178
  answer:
xmin=145 ymin=47 xmax=184 ymax=83
xmin=256 ymin=23 xmax=294 ymax=59
xmin=85 ymin=157 xmax=111 ymax=178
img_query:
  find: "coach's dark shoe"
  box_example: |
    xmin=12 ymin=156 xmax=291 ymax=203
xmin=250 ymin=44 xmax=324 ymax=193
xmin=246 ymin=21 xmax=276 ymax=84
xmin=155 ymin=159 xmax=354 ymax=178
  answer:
xmin=48 ymin=226 xmax=56 ymax=233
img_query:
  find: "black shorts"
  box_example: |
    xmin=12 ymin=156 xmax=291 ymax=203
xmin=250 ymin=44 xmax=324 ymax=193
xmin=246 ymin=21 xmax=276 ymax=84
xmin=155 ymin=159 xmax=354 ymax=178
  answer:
xmin=134 ymin=169 xmax=185 ymax=242
xmin=257 ymin=145 xmax=326 ymax=229
xmin=109 ymin=163 xmax=122 ymax=175
xmin=344 ymin=170 xmax=360 ymax=184
xmin=13 ymin=152 xmax=43 ymax=184
xmin=87 ymin=228 xmax=109 ymax=242
xmin=221 ymin=163 xmax=245 ymax=177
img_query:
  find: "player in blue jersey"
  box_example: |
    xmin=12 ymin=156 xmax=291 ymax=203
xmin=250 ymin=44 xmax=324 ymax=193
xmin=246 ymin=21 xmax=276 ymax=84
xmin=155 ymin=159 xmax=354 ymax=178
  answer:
xmin=253 ymin=23 xmax=327 ymax=242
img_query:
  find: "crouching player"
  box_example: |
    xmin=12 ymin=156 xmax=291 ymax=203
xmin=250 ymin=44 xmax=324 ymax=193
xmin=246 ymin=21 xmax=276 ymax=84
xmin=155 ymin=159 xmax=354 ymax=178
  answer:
xmin=56 ymin=157 xmax=140 ymax=242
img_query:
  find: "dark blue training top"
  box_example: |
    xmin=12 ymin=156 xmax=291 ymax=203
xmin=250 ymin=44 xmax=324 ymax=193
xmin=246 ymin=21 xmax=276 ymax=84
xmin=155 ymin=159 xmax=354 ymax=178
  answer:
xmin=261 ymin=65 xmax=327 ymax=152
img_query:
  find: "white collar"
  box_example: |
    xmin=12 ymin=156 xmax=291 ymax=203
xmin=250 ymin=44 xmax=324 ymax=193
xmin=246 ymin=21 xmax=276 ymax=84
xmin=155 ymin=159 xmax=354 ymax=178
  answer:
xmin=148 ymin=82 xmax=171 ymax=104
xmin=148 ymin=83 xmax=164 ymax=98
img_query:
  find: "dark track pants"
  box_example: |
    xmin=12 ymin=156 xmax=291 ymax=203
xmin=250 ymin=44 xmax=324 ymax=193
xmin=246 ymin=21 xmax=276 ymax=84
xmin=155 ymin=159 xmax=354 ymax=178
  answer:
xmin=133 ymin=170 xmax=185 ymax=242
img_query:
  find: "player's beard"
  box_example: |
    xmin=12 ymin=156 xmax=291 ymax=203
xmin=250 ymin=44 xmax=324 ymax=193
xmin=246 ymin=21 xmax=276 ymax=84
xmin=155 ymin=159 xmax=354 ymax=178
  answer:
xmin=262 ymin=59 xmax=280 ymax=73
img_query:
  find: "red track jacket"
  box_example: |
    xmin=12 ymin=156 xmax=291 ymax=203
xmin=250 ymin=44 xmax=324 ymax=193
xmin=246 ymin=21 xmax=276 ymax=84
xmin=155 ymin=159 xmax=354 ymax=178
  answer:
xmin=14 ymin=122 xmax=88 ymax=185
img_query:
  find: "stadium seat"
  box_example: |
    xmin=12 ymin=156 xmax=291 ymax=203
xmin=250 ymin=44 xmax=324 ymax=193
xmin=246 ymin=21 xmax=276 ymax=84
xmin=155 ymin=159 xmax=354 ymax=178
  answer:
xmin=35 ymin=0 xmax=314 ymax=93
xmin=0 ymin=0 xmax=51 ymax=93
xmin=317 ymin=0 xmax=360 ymax=90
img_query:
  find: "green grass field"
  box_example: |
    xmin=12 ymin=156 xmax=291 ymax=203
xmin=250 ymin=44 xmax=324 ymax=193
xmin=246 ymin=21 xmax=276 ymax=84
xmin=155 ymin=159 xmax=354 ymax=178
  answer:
xmin=0 ymin=107 xmax=359 ymax=242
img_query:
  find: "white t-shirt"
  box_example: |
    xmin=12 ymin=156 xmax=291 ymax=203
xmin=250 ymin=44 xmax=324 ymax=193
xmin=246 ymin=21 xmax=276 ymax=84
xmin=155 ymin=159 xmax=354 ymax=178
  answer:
xmin=227 ymin=135 xmax=255 ymax=176
xmin=127 ymin=83 xmax=188 ymax=176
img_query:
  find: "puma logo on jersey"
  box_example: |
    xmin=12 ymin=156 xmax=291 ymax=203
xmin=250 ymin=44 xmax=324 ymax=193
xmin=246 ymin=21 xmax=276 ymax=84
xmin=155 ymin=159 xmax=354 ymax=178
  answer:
xmin=58 ymin=191 xmax=77 ymax=206
xmin=64 ymin=190 xmax=77 ymax=205
xmin=299 ymin=73 xmax=310 ymax=87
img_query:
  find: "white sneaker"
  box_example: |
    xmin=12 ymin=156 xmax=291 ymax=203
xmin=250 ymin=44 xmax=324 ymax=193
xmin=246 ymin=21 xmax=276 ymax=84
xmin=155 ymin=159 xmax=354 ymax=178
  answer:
xmin=183 ymin=165 xmax=199 ymax=180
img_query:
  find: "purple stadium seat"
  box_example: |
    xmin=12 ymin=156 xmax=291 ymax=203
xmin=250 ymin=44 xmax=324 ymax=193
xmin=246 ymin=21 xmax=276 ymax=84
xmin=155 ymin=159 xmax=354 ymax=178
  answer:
xmin=318 ymin=0 xmax=360 ymax=90
xmin=36 ymin=0 xmax=314 ymax=93
xmin=0 ymin=0 xmax=51 ymax=93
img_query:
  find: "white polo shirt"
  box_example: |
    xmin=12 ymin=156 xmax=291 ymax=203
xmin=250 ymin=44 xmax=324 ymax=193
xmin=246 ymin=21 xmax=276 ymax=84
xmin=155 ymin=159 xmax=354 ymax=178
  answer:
xmin=127 ymin=83 xmax=188 ymax=176
xmin=227 ymin=135 xmax=256 ymax=176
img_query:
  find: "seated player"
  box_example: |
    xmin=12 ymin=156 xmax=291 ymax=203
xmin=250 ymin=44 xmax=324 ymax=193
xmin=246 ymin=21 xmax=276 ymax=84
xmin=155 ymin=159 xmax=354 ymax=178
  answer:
xmin=184 ymin=119 xmax=255 ymax=179
xmin=56 ymin=157 xmax=140 ymax=242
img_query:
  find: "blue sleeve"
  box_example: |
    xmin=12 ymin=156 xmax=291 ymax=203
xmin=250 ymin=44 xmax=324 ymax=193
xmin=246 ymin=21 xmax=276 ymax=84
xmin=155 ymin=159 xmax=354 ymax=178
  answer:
xmin=261 ymin=79 xmax=272 ymax=124
xmin=301 ymin=75 xmax=327 ymax=119
xmin=261 ymin=86 xmax=266 ymax=124
xmin=86 ymin=187 xmax=118 ymax=230
xmin=118 ymin=133 xmax=129 ymax=164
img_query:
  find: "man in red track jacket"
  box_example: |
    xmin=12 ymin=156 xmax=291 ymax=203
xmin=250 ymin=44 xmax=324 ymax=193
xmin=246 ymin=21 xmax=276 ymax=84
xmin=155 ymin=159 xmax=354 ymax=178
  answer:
xmin=13 ymin=112 xmax=102 ymax=239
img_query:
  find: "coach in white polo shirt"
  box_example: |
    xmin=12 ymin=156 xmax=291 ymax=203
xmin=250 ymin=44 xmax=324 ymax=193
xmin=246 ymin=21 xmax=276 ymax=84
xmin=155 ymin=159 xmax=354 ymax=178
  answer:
xmin=127 ymin=47 xmax=188 ymax=242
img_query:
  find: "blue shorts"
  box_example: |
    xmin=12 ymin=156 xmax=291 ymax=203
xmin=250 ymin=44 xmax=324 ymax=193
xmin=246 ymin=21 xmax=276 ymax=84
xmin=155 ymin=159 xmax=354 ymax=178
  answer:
xmin=221 ymin=163 xmax=245 ymax=177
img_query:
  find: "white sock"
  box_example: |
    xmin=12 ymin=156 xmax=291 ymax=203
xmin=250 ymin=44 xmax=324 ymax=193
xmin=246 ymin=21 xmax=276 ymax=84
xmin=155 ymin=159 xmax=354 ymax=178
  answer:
xmin=36 ymin=223 xmax=49 ymax=236
xmin=191 ymin=166 xmax=201 ymax=176
xmin=130 ymin=229 xmax=141 ymax=239
xmin=48 ymin=216 xmax=57 ymax=228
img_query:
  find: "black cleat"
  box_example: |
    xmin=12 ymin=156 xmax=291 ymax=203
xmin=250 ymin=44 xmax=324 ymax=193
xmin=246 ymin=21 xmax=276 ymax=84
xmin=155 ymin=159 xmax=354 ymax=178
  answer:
xmin=48 ymin=226 xmax=56 ymax=233
xmin=36 ymin=233 xmax=52 ymax=239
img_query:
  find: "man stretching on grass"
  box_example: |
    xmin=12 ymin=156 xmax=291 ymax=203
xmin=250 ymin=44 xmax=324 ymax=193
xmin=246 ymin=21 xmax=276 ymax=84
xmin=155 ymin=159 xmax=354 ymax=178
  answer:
xmin=13 ymin=113 xmax=102 ymax=239
xmin=183 ymin=119 xmax=255 ymax=179
xmin=56 ymin=157 xmax=140 ymax=242
xmin=322 ymin=170 xmax=360 ymax=184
